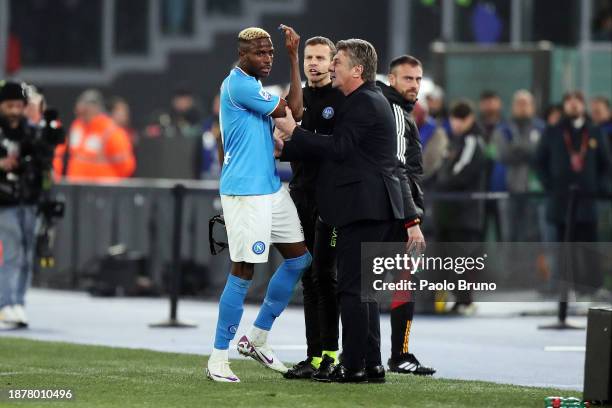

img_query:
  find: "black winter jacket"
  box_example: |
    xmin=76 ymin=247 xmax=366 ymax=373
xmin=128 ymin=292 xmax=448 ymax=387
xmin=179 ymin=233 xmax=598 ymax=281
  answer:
xmin=377 ymin=81 xmax=424 ymax=221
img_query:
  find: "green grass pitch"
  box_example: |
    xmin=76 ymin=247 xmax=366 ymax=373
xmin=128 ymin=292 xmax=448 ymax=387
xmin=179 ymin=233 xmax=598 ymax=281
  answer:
xmin=0 ymin=337 xmax=581 ymax=407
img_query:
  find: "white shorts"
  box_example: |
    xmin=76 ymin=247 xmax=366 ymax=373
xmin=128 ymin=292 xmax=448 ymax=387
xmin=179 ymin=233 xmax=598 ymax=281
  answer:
xmin=221 ymin=186 xmax=304 ymax=263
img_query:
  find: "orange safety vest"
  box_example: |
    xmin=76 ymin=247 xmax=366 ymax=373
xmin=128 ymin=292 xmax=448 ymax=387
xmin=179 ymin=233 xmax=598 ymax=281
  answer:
xmin=53 ymin=114 xmax=136 ymax=181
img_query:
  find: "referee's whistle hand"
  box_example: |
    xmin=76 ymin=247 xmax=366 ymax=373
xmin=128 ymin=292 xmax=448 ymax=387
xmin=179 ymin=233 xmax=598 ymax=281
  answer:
xmin=274 ymin=106 xmax=297 ymax=136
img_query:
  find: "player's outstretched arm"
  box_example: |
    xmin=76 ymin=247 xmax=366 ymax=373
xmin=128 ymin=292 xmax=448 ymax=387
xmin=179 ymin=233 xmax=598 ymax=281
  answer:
xmin=270 ymin=24 xmax=303 ymax=121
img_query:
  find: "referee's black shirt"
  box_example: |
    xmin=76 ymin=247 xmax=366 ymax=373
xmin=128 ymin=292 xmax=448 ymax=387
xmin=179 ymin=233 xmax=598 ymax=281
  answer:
xmin=288 ymin=82 xmax=344 ymax=200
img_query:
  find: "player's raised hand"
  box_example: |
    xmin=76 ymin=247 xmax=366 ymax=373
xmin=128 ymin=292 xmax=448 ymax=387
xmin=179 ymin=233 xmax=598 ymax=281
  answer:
xmin=279 ymin=24 xmax=300 ymax=59
xmin=274 ymin=106 xmax=297 ymax=138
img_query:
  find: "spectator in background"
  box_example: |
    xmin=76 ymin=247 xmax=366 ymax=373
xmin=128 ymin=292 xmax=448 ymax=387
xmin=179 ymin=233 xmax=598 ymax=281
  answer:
xmin=479 ymin=90 xmax=507 ymax=241
xmin=535 ymin=91 xmax=610 ymax=292
xmin=433 ymin=100 xmax=487 ymax=314
xmin=53 ymin=90 xmax=135 ymax=181
xmin=413 ymin=102 xmax=448 ymax=184
xmin=589 ymin=95 xmax=612 ymax=248
xmin=200 ymin=93 xmax=222 ymax=179
xmin=435 ymin=100 xmax=487 ymax=236
xmin=479 ymin=90 xmax=504 ymax=144
xmin=23 ymin=84 xmax=44 ymax=125
xmin=590 ymin=96 xmax=612 ymax=156
xmin=0 ymin=81 xmax=37 ymax=329
xmin=425 ymin=86 xmax=447 ymax=124
xmin=544 ymin=104 xmax=563 ymax=127
xmin=109 ymin=97 xmax=137 ymax=145
xmin=494 ymin=90 xmax=545 ymax=241
xmin=592 ymin=7 xmax=612 ymax=42
xmin=170 ymin=89 xmax=201 ymax=135
xmin=470 ymin=2 xmax=503 ymax=44
xmin=145 ymin=88 xmax=202 ymax=139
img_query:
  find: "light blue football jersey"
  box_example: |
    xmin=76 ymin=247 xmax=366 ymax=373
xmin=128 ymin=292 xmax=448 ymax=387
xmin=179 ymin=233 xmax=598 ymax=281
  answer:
xmin=219 ymin=67 xmax=282 ymax=195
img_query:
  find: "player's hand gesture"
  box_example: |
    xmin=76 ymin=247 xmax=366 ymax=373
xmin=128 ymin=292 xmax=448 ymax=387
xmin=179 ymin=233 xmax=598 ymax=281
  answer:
xmin=279 ymin=24 xmax=300 ymax=60
xmin=274 ymin=107 xmax=297 ymax=139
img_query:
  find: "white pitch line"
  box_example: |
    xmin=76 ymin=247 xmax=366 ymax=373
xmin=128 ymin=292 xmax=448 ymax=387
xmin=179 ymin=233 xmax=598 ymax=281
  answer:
xmin=544 ymin=346 xmax=585 ymax=352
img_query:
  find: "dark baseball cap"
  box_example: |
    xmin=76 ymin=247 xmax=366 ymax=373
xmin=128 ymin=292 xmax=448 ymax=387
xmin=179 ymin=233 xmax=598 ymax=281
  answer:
xmin=0 ymin=80 xmax=28 ymax=103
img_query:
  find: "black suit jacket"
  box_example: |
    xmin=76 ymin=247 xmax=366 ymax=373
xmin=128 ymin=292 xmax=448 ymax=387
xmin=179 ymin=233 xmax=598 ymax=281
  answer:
xmin=281 ymin=81 xmax=413 ymax=227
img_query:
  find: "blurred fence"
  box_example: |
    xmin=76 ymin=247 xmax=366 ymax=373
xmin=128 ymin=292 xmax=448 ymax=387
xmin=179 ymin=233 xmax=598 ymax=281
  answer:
xmin=40 ymin=179 xmax=283 ymax=302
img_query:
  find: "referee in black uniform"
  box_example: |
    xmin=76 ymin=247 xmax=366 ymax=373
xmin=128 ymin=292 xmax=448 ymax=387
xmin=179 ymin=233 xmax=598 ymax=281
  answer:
xmin=282 ymin=36 xmax=345 ymax=380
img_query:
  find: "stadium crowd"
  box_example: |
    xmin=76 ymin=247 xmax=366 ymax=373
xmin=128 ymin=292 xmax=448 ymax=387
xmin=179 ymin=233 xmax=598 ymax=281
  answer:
xmin=54 ymin=83 xmax=612 ymax=244
xmin=54 ymin=85 xmax=612 ymax=185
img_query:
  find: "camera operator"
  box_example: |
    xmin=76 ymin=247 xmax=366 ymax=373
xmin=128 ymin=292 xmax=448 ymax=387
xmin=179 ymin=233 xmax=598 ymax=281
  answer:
xmin=0 ymin=81 xmax=64 ymax=329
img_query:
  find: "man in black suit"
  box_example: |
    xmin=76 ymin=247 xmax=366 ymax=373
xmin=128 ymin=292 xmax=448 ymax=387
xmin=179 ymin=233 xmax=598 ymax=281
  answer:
xmin=274 ymin=39 xmax=423 ymax=383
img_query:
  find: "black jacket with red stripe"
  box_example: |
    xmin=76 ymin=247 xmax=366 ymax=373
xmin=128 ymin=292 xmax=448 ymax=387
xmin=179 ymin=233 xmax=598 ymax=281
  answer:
xmin=377 ymin=81 xmax=425 ymax=222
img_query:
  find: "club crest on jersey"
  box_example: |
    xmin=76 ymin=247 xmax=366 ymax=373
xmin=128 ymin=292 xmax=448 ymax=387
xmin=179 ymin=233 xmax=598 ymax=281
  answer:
xmin=322 ymin=106 xmax=334 ymax=119
xmin=259 ymin=89 xmax=272 ymax=101
xmin=252 ymin=241 xmax=266 ymax=255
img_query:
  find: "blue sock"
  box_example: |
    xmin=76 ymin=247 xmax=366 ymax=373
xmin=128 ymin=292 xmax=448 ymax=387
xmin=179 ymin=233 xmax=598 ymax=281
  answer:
xmin=214 ymin=274 xmax=251 ymax=350
xmin=254 ymin=251 xmax=312 ymax=331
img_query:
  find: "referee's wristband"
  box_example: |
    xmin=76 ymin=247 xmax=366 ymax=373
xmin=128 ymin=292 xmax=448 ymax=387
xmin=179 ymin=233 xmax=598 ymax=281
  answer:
xmin=405 ymin=219 xmax=420 ymax=229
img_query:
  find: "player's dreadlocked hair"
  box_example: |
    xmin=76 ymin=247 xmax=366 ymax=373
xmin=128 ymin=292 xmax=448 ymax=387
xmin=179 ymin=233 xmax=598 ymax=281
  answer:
xmin=238 ymin=27 xmax=270 ymax=42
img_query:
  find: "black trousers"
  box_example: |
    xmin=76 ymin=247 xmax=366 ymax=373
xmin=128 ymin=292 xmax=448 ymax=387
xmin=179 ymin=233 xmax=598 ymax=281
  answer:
xmin=389 ymin=220 xmax=416 ymax=359
xmin=337 ymin=219 xmax=396 ymax=371
xmin=291 ymin=192 xmax=339 ymax=357
xmin=390 ymin=302 xmax=415 ymax=359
